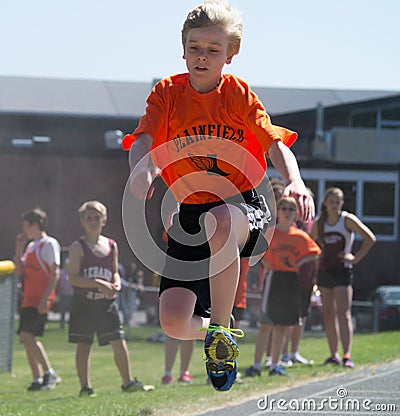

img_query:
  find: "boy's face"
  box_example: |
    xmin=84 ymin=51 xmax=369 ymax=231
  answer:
xmin=183 ymin=25 xmax=232 ymax=93
xmin=80 ymin=208 xmax=106 ymax=233
xmin=22 ymin=220 xmax=37 ymax=239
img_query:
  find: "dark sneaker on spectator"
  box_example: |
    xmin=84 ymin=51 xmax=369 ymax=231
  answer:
xmin=41 ymin=372 xmax=61 ymax=390
xmin=122 ymin=378 xmax=155 ymax=392
xmin=269 ymin=365 xmax=288 ymax=376
xmin=323 ymin=356 xmax=342 ymax=365
xmin=79 ymin=386 xmax=97 ymax=397
xmin=27 ymin=381 xmax=43 ymax=391
xmin=244 ymin=366 xmax=261 ymax=377
xmin=280 ymin=353 xmax=293 ymax=367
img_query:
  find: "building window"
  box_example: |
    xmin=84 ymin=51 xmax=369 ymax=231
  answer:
xmin=363 ymin=182 xmax=395 ymax=217
xmin=351 ymin=105 xmax=400 ymax=129
xmin=267 ymin=169 xmax=398 ymax=241
xmin=352 ymin=111 xmax=377 ymax=128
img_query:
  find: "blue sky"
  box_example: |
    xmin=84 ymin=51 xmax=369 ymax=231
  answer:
xmin=1 ymin=0 xmax=399 ymax=91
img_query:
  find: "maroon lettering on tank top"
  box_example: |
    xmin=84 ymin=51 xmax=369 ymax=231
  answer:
xmin=74 ymin=238 xmax=115 ymax=300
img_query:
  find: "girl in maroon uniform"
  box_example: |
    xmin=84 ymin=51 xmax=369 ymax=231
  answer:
xmin=311 ymin=188 xmax=376 ymax=368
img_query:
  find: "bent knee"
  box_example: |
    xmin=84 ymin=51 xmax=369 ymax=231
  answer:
xmin=159 ymin=316 xmax=186 ymax=340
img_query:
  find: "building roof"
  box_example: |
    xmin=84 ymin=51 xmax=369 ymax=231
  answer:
xmin=0 ymin=75 xmax=399 ymax=118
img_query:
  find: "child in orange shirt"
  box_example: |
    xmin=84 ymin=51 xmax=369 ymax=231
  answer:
xmin=246 ymin=197 xmax=320 ymax=376
xmin=123 ymin=0 xmax=314 ymax=391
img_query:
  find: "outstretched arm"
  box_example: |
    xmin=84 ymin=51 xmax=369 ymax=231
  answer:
xmin=128 ymin=133 xmax=160 ymax=199
xmin=268 ymin=140 xmax=315 ymax=221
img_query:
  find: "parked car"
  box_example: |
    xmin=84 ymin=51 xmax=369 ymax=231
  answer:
xmin=373 ymin=285 xmax=400 ymax=331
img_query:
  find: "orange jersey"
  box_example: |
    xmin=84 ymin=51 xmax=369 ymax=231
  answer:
xmin=21 ymin=238 xmax=59 ymax=308
xmin=122 ymin=73 xmax=297 ymax=204
xmin=263 ymin=226 xmax=321 ymax=273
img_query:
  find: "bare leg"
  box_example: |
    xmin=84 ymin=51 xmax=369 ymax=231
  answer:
xmin=254 ymin=323 xmax=273 ymax=365
xmin=164 ymin=336 xmax=180 ymax=374
xmin=180 ymin=340 xmax=194 ymax=374
xmin=110 ymin=339 xmax=132 ymax=386
xmin=270 ymin=325 xmax=290 ymax=366
xmin=159 ymin=287 xmax=208 ymax=340
xmin=290 ymin=320 xmax=305 ymax=353
xmin=334 ymin=285 xmax=353 ymax=356
xmin=281 ymin=326 xmax=292 ymax=355
xmin=320 ymin=287 xmax=340 ymax=359
xmin=20 ymin=332 xmax=52 ymax=379
xmin=205 ymin=205 xmax=249 ymax=327
xmin=76 ymin=343 xmax=92 ymax=388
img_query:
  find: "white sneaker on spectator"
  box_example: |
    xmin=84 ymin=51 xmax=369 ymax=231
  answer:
xmin=264 ymin=356 xmax=272 ymax=368
xmin=291 ymin=352 xmax=314 ymax=365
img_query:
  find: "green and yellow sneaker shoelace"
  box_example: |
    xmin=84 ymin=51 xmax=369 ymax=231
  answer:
xmin=201 ymin=325 xmax=245 ymax=363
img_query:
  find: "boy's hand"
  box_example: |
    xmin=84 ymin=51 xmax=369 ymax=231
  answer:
xmin=129 ymin=167 xmax=161 ymax=200
xmin=283 ymin=181 xmax=315 ymax=222
xmin=96 ymin=280 xmax=116 ymax=299
xmin=37 ymin=297 xmax=50 ymax=314
xmin=15 ymin=232 xmax=28 ymax=253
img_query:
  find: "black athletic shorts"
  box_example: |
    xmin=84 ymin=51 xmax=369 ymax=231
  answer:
xmin=18 ymin=307 xmax=47 ymax=337
xmin=68 ymin=296 xmax=124 ymax=346
xmin=318 ymin=267 xmax=353 ymax=288
xmin=160 ymin=189 xmax=271 ymax=317
xmin=299 ymin=288 xmax=313 ymax=317
xmin=232 ymin=306 xmax=245 ymax=322
xmin=267 ymin=271 xmax=300 ymax=326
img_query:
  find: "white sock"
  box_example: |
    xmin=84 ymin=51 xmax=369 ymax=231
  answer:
xmin=45 ymin=368 xmax=56 ymax=376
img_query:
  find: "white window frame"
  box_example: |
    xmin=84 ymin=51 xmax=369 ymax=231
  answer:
xmin=267 ymin=168 xmax=398 ymax=242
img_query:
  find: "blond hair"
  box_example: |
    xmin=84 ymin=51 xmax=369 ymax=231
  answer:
xmin=277 ymin=196 xmax=298 ymax=211
xmin=181 ymin=0 xmax=242 ymax=57
xmin=78 ymin=201 xmax=107 ymax=218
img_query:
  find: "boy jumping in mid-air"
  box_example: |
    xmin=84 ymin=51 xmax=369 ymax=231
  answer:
xmin=123 ymin=0 xmax=314 ymax=391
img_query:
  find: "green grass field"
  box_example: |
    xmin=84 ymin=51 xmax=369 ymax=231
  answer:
xmin=1 ymin=322 xmax=399 ymax=416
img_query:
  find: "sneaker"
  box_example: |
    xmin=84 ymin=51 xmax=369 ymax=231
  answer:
xmin=244 ymin=366 xmax=261 ymax=377
xmin=234 ymin=372 xmax=243 ymax=384
xmin=269 ymin=365 xmax=287 ymax=376
xmin=264 ymin=356 xmax=272 ymax=368
xmin=41 ymin=372 xmax=61 ymax=390
xmin=343 ymin=357 xmax=355 ymax=368
xmin=161 ymin=375 xmax=174 ymax=385
xmin=79 ymin=386 xmax=97 ymax=397
xmin=323 ymin=356 xmax=342 ymax=365
xmin=280 ymin=353 xmax=293 ymax=367
xmin=122 ymin=378 xmax=155 ymax=392
xmin=203 ymin=324 xmax=244 ymax=391
xmin=207 ymin=359 xmax=238 ymax=391
xmin=178 ymin=372 xmax=193 ymax=383
xmin=27 ymin=381 xmax=43 ymax=391
xmin=291 ymin=352 xmax=313 ymax=365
